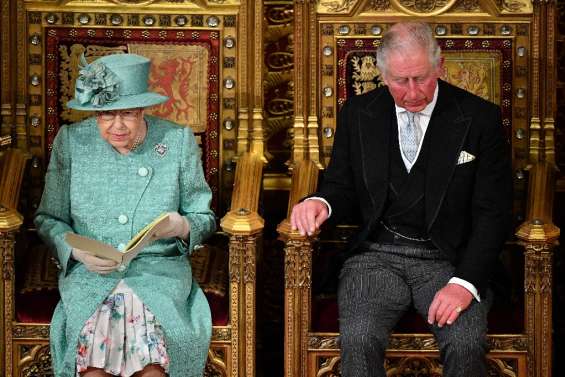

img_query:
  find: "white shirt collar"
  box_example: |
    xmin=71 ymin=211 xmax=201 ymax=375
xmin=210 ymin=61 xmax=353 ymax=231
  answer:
xmin=394 ymin=82 xmax=439 ymax=118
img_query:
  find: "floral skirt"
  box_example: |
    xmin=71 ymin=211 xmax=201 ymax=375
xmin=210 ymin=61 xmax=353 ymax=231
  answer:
xmin=76 ymin=280 xmax=170 ymax=377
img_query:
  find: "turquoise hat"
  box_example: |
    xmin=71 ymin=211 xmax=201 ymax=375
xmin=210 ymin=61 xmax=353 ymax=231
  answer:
xmin=67 ymin=53 xmax=169 ymax=111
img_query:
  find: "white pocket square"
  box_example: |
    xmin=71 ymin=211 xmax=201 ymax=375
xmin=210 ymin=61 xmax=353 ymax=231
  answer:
xmin=457 ymin=151 xmax=475 ymax=165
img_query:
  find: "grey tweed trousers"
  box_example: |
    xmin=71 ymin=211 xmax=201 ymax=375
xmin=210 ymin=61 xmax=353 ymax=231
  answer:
xmin=337 ymin=243 xmax=492 ymax=377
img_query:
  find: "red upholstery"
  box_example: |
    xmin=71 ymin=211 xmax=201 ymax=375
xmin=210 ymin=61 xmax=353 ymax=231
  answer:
xmin=16 ymin=290 xmax=229 ymax=326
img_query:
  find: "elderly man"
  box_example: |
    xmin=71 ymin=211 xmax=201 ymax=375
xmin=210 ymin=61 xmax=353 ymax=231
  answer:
xmin=290 ymin=22 xmax=512 ymax=377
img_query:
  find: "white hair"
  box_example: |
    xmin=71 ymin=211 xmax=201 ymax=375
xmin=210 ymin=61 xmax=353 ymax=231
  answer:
xmin=376 ymin=22 xmax=441 ymax=77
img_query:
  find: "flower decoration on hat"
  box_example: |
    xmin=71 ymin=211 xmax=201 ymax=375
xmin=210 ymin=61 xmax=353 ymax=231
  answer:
xmin=75 ymin=54 xmax=120 ymax=107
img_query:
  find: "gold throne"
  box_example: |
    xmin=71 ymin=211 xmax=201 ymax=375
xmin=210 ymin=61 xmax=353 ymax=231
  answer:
xmin=0 ymin=1 xmax=268 ymax=376
xmin=278 ymin=1 xmax=559 ymax=377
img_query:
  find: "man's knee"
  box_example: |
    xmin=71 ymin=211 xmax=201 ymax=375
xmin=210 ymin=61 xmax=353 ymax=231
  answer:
xmin=339 ymin=328 xmax=390 ymax=353
xmin=439 ymin=327 xmax=488 ymax=358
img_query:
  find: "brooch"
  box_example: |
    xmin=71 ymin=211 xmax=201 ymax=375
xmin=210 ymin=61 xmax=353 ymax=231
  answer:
xmin=154 ymin=143 xmax=168 ymax=158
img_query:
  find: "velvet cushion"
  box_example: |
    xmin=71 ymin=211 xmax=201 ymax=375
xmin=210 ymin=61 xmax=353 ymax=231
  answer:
xmin=16 ymin=290 xmax=229 ymax=326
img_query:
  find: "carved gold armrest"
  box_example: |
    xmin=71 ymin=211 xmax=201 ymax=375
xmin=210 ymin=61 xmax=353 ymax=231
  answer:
xmin=219 ymin=152 xmax=264 ymax=377
xmin=278 ymin=159 xmax=319 ymax=377
xmin=515 ymin=161 xmax=559 ymax=377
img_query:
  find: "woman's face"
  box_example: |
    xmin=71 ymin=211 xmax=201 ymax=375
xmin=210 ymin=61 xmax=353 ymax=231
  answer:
xmin=96 ymin=108 xmax=145 ymax=152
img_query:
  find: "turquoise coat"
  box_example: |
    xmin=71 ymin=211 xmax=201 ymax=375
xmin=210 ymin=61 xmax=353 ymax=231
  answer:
xmin=35 ymin=115 xmax=216 ymax=377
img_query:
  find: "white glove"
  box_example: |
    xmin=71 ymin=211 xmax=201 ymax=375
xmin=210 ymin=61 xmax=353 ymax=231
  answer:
xmin=153 ymin=212 xmax=190 ymax=240
xmin=71 ymin=248 xmax=119 ymax=274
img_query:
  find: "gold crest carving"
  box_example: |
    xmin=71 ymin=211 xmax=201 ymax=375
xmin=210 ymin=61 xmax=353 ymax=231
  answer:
xmin=319 ymin=0 xmax=356 ymax=13
xmin=391 ymin=0 xmax=458 ymax=15
xmin=502 ymin=0 xmax=531 ymax=13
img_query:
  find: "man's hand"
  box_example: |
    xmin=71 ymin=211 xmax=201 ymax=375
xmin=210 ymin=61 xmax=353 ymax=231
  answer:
xmin=290 ymin=199 xmax=329 ymax=236
xmin=154 ymin=212 xmax=190 ymax=240
xmin=427 ymin=283 xmax=473 ymax=327
xmin=71 ymin=248 xmax=119 ymax=274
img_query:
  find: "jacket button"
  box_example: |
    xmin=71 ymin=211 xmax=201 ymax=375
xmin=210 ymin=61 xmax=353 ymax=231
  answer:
xmin=117 ymin=243 xmax=126 ymax=251
xmin=118 ymin=214 xmax=128 ymax=224
xmin=117 ymin=264 xmax=127 ymax=272
xmin=138 ymin=167 xmax=149 ymax=177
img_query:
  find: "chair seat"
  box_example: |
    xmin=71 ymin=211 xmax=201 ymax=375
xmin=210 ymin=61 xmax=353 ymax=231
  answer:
xmin=311 ymin=294 xmax=524 ymax=334
xmin=16 ymin=290 xmax=229 ymax=326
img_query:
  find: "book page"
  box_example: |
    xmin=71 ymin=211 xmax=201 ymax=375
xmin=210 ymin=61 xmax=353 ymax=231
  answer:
xmin=65 ymin=213 xmax=170 ymax=265
xmin=65 ymin=233 xmax=124 ymax=263
xmin=124 ymin=213 xmax=170 ymax=253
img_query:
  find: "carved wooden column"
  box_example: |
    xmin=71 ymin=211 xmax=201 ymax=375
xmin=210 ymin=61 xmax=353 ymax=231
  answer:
xmin=278 ymin=230 xmax=313 ymax=377
xmin=226 ymin=231 xmax=261 ymax=377
xmin=516 ymin=163 xmax=559 ymax=377
xmin=305 ymin=1 xmax=321 ymax=167
xmin=278 ymin=159 xmax=319 ymax=377
xmin=237 ymin=1 xmax=251 ymax=156
xmin=0 ymin=207 xmax=23 ymax=377
xmin=292 ymin=0 xmax=321 ymax=167
xmin=0 ymin=0 xmax=16 ymax=145
xmin=250 ymin=0 xmax=266 ymax=161
xmin=221 ymin=152 xmax=264 ymax=377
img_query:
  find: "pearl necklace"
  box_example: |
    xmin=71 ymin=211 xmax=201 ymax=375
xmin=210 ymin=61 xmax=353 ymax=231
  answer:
xmin=129 ymin=121 xmax=147 ymax=152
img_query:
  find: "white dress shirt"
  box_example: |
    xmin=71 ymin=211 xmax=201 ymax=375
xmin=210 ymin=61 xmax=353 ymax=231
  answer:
xmin=308 ymin=83 xmax=480 ymax=301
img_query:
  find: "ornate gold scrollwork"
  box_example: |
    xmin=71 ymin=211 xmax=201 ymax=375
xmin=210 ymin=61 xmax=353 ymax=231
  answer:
xmin=367 ymin=0 xmax=391 ymax=11
xmin=212 ymin=326 xmax=232 ymax=342
xmin=316 ymin=355 xmax=341 ymax=377
xmin=396 ymin=0 xmax=454 ymax=14
xmin=488 ymin=336 xmax=528 ymax=351
xmin=107 ymin=0 xmax=160 ymax=5
xmin=385 ymin=356 xmax=443 ymax=377
xmin=12 ymin=325 xmax=50 ymax=339
xmin=309 ymin=335 xmax=339 ymax=349
xmin=320 ymin=0 xmax=356 ymax=13
xmin=486 ymin=358 xmax=519 ymax=377
xmin=284 ymin=239 xmax=312 ymax=289
xmin=205 ymin=347 xmax=228 ymax=377
xmin=502 ymin=0 xmax=528 ymax=12
xmin=452 ymin=0 xmax=481 ymax=12
xmin=388 ymin=335 xmax=438 ymax=350
xmin=1 ymin=234 xmax=15 ymax=281
xmin=228 ymin=234 xmax=258 ymax=284
xmin=19 ymin=344 xmax=53 ymax=377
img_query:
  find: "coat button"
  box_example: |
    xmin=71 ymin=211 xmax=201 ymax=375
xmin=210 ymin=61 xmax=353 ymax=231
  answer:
xmin=117 ymin=264 xmax=127 ymax=272
xmin=138 ymin=167 xmax=149 ymax=177
xmin=118 ymin=214 xmax=128 ymax=224
xmin=117 ymin=243 xmax=126 ymax=251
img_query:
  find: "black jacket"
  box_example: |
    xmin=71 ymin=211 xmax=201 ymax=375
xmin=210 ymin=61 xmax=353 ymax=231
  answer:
xmin=316 ymin=80 xmax=513 ymax=295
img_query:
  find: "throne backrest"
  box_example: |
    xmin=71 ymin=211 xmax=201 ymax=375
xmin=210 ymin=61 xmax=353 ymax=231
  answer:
xmin=318 ymin=22 xmax=530 ymax=228
xmin=15 ymin=7 xmax=251 ymax=316
xmin=39 ymin=25 xmax=224 ymax=214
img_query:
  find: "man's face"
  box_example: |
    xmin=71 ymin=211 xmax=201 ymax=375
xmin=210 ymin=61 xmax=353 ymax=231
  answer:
xmin=381 ymin=48 xmax=443 ymax=112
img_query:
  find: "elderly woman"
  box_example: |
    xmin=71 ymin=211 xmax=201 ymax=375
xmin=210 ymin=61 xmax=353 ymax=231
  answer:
xmin=35 ymin=53 xmax=215 ymax=377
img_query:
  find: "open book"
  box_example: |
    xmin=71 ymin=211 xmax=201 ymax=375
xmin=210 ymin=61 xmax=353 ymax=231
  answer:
xmin=65 ymin=213 xmax=170 ymax=265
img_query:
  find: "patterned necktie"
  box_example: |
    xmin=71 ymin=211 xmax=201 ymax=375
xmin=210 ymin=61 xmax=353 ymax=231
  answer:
xmin=399 ymin=111 xmax=422 ymax=163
